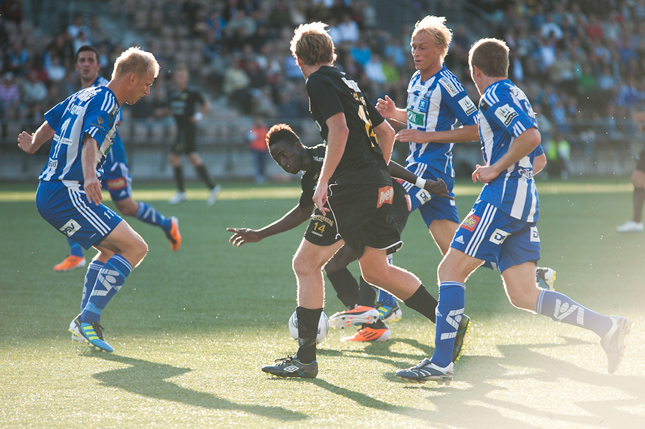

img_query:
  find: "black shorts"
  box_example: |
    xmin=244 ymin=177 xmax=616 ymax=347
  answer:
xmin=304 ymin=180 xmax=409 ymax=258
xmin=636 ymin=148 xmax=645 ymax=173
xmin=171 ymin=126 xmax=198 ymax=155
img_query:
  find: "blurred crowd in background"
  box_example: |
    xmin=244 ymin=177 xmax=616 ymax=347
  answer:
xmin=2 ymin=0 xmax=645 ymax=176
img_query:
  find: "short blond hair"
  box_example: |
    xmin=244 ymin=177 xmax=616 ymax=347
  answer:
xmin=112 ymin=46 xmax=160 ymax=80
xmin=290 ymin=22 xmax=337 ymax=66
xmin=469 ymin=38 xmax=509 ymax=78
xmin=412 ymin=15 xmax=453 ymax=62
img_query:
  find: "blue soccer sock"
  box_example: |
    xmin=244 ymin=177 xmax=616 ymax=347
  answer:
xmin=377 ymin=289 xmax=397 ymax=308
xmin=80 ymin=255 xmax=132 ymax=324
xmin=68 ymin=237 xmax=84 ymax=257
xmin=136 ymin=201 xmax=172 ymax=233
xmin=536 ymin=290 xmax=612 ymax=337
xmin=80 ymin=260 xmax=105 ymax=311
xmin=431 ymin=281 xmax=466 ymax=367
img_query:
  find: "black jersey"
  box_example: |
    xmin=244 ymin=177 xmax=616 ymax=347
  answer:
xmin=306 ymin=66 xmax=391 ymax=186
xmin=168 ymin=87 xmax=204 ymax=130
xmin=299 ymin=144 xmax=326 ymax=208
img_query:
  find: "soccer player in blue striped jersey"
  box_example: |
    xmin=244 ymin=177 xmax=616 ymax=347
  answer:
xmin=396 ymin=38 xmax=631 ymax=384
xmin=18 ymin=46 xmax=160 ymax=353
xmin=53 ymin=46 xmax=181 ymax=273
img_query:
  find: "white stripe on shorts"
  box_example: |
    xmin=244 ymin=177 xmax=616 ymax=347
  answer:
xmin=465 ymin=203 xmax=496 ymax=257
xmin=68 ymin=186 xmax=110 ymax=235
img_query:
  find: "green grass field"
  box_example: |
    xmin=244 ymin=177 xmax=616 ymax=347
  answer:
xmin=1 ymin=178 xmax=643 ymax=428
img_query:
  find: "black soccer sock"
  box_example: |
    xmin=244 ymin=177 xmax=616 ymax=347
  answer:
xmin=633 ymin=187 xmax=645 ymax=222
xmin=195 ymin=164 xmax=215 ymax=189
xmin=403 ymin=284 xmax=438 ymax=323
xmin=173 ymin=166 xmax=185 ymax=193
xmin=295 ymin=306 xmax=322 ymax=364
xmin=358 ymin=276 xmax=377 ymax=308
xmin=326 ymin=267 xmax=359 ymax=310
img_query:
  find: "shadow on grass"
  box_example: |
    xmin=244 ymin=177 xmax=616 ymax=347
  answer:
xmin=323 ymin=335 xmax=644 ymax=428
xmin=90 ymin=354 xmax=307 ymax=422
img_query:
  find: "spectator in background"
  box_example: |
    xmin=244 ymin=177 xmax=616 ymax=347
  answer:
xmin=21 ymin=68 xmax=48 ymax=108
xmin=337 ymin=13 xmax=359 ymax=43
xmin=67 ymin=12 xmax=89 ymax=39
xmin=350 ymin=38 xmax=371 ymax=66
xmin=5 ymin=39 xmax=30 ymax=76
xmin=0 ymin=72 xmax=20 ymax=119
xmin=45 ymin=54 xmax=66 ymax=83
xmin=247 ymin=115 xmax=269 ymax=182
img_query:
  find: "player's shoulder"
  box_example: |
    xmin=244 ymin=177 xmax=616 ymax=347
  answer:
xmin=437 ymin=66 xmax=467 ymax=97
xmin=308 ymin=143 xmax=327 ymax=160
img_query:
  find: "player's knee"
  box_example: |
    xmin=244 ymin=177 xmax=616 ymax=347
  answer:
xmin=131 ymin=239 xmax=149 ymax=266
xmin=292 ymin=253 xmax=316 ymax=276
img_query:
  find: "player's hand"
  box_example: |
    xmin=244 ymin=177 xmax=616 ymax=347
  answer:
xmin=395 ymin=128 xmax=430 ymax=143
xmin=226 ymin=228 xmax=261 ymax=247
xmin=425 ymin=178 xmax=453 ymax=199
xmin=472 ymin=164 xmax=499 ymax=184
xmin=375 ymin=95 xmax=397 ymax=119
xmin=84 ymin=177 xmax=102 ymax=205
xmin=313 ymin=181 xmax=329 ymax=215
xmin=17 ymin=131 xmax=35 ymax=154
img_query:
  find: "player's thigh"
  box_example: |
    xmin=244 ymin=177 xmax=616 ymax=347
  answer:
xmin=324 ymin=244 xmax=357 ymax=274
xmin=293 ymin=237 xmax=345 ymax=275
xmin=95 ymin=220 xmax=148 ymax=267
xmin=429 ymin=218 xmax=459 ymax=255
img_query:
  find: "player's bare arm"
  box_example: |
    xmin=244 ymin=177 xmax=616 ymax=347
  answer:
xmin=375 ymin=95 xmax=407 ymax=125
xmin=473 ymin=127 xmax=541 ymax=184
xmin=81 ymin=135 xmax=103 ymax=205
xmin=374 ymin=119 xmax=395 ymax=164
xmin=395 ymin=124 xmax=479 ymax=144
xmin=533 ymin=153 xmax=547 ymax=175
xmin=314 ymin=112 xmax=348 ymax=214
xmin=17 ymin=122 xmax=55 ymax=154
xmin=227 ymin=204 xmax=313 ymax=247
xmin=387 ymin=160 xmax=451 ymax=199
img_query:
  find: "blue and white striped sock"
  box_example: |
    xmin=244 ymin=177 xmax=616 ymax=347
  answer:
xmin=81 ymin=255 xmax=132 ymax=323
xmin=136 ymin=202 xmax=172 ymax=233
xmin=536 ymin=289 xmax=612 ymax=337
xmin=80 ymin=260 xmax=104 ymax=311
xmin=431 ymin=281 xmax=466 ymax=367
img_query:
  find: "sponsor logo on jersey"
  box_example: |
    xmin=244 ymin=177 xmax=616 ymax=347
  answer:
xmin=458 ymin=96 xmax=477 ymax=116
xmin=47 ymin=159 xmax=58 ymax=169
xmin=489 ymin=228 xmax=510 ymax=244
xmin=377 ymin=186 xmax=394 ymax=208
xmin=495 ymin=104 xmax=519 ymax=127
xmin=105 ymin=177 xmax=127 ymax=191
xmin=439 ymin=77 xmax=460 ymax=97
xmin=461 ymin=214 xmax=480 ymax=231
xmin=518 ymin=167 xmax=534 ymax=180
xmin=59 ymin=219 xmax=81 ymax=237
xmin=407 ymin=109 xmax=425 ymax=126
xmin=530 ymin=226 xmax=540 ymax=242
xmin=454 ymin=235 xmax=464 ymax=244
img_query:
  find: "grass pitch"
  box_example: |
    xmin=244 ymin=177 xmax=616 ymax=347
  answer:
xmin=1 ymin=178 xmax=644 ymax=428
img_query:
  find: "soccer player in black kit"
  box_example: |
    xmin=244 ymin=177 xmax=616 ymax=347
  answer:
xmin=261 ymin=22 xmax=447 ymax=379
xmin=167 ymin=64 xmax=221 ymax=205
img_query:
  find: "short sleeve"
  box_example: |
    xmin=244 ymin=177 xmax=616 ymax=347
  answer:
xmin=44 ymin=97 xmax=71 ymax=130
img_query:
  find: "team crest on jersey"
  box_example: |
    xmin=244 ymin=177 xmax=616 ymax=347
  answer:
xmin=461 ymin=214 xmax=480 ymax=231
xmin=439 ymin=77 xmax=460 ymax=97
xmin=495 ymin=104 xmax=519 ymax=127
xmin=418 ymin=98 xmax=429 ymax=113
xmin=458 ymin=96 xmax=477 ymax=116
xmin=377 ymin=186 xmax=394 ymax=208
xmin=489 ymin=228 xmax=510 ymax=244
xmin=59 ymin=219 xmax=82 ymax=237
xmin=105 ymin=177 xmax=127 ymax=191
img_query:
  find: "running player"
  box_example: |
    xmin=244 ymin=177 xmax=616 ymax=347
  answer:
xmin=166 ymin=64 xmax=221 ymax=205
xmin=396 ymin=38 xmax=631 ymax=384
xmin=376 ymin=15 xmax=555 ymax=289
xmin=53 ymin=45 xmax=181 ymax=273
xmin=17 ymin=46 xmax=160 ymax=353
xmin=227 ymin=123 xmax=465 ymax=343
xmin=616 ymin=112 xmax=645 ymax=233
xmin=260 ymin=22 xmax=451 ymax=379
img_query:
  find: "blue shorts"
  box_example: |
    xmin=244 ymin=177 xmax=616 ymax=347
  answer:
xmin=102 ymin=134 xmax=132 ymax=202
xmin=450 ymin=199 xmax=541 ymax=273
xmin=404 ymin=162 xmax=459 ymax=227
xmin=36 ymin=180 xmax=123 ymax=250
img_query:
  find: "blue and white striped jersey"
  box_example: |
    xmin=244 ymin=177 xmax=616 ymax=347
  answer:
xmin=89 ymin=76 xmax=126 ymax=167
xmin=40 ymin=85 xmax=120 ymax=183
xmin=405 ymin=66 xmax=477 ymax=174
xmin=476 ymin=79 xmax=539 ymax=222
